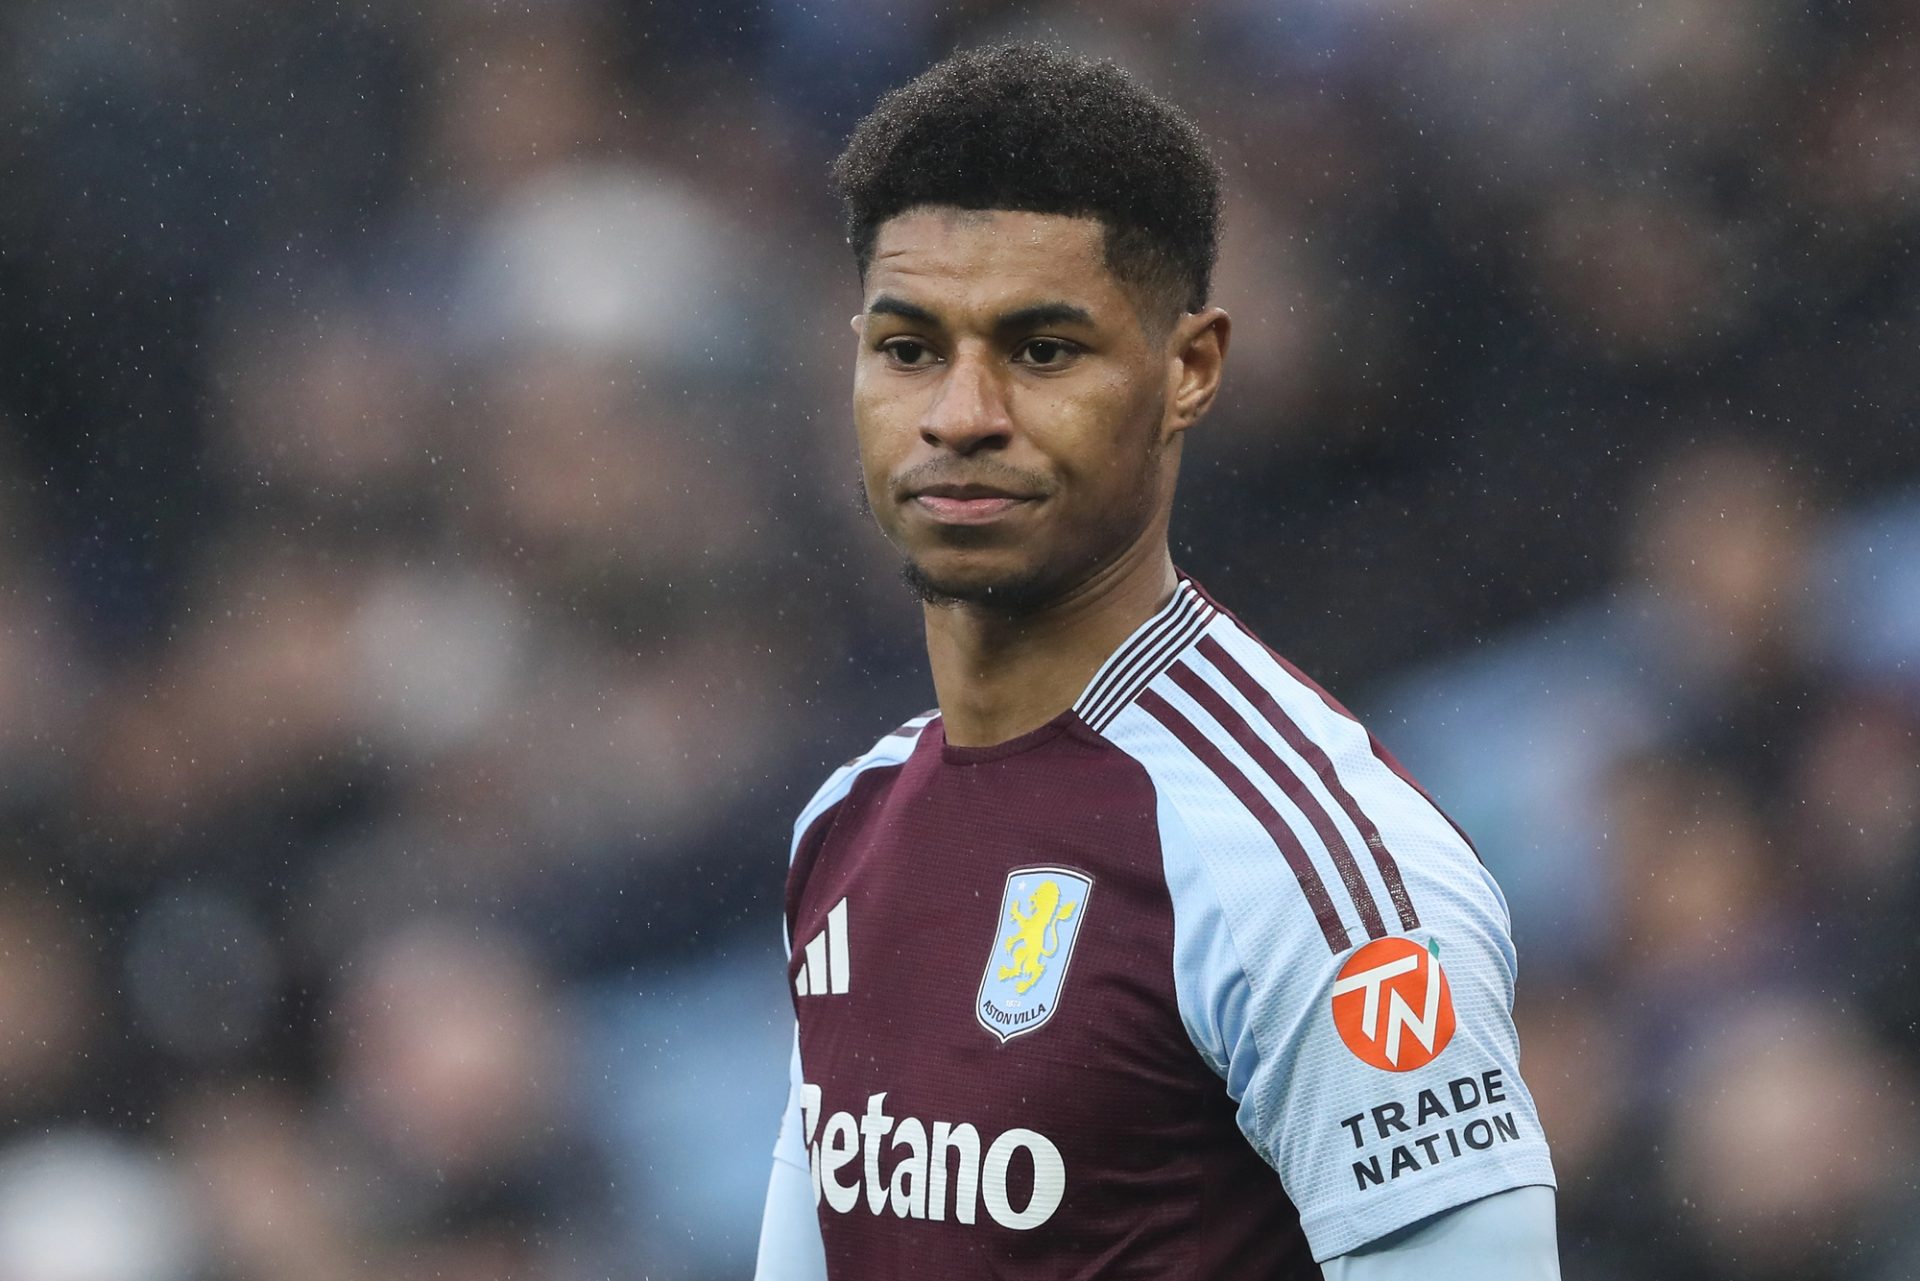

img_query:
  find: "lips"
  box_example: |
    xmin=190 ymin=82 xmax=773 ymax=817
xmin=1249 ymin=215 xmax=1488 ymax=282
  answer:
xmin=907 ymin=483 xmax=1038 ymax=525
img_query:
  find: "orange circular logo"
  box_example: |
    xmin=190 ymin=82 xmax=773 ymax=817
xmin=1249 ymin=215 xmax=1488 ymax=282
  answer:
xmin=1330 ymin=937 xmax=1456 ymax=1072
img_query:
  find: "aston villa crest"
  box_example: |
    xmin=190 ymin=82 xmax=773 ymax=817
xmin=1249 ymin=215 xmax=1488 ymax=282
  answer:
xmin=976 ymin=866 xmax=1093 ymax=1043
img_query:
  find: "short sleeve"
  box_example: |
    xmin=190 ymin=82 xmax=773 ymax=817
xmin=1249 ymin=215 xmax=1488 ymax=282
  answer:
xmin=1158 ymin=794 xmax=1556 ymax=1260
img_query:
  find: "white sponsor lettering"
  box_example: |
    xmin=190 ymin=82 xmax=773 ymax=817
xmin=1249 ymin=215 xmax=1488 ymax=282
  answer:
xmin=802 ymin=1088 xmax=1065 ymax=1230
xmin=889 ymin=1117 xmax=928 ymax=1218
xmin=819 ymin=1110 xmax=859 ymax=1213
xmin=981 ymin=1128 xmax=1065 ymax=1229
xmin=929 ymin=1120 xmax=979 ymax=1224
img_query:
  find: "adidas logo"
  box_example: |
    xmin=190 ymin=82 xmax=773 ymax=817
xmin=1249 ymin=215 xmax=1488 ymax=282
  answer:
xmin=796 ymin=898 xmax=850 ymax=997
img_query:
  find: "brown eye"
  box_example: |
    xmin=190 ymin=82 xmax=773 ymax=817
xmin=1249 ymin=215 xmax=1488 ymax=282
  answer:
xmin=883 ymin=339 xmax=932 ymax=366
xmin=1016 ymin=339 xmax=1075 ymax=368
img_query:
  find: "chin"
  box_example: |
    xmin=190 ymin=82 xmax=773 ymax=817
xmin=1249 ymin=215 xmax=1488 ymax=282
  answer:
xmin=898 ymin=551 xmax=1059 ymax=612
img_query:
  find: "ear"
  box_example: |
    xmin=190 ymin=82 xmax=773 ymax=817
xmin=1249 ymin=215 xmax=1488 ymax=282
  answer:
xmin=849 ymin=313 xmax=865 ymax=337
xmin=1163 ymin=307 xmax=1231 ymax=437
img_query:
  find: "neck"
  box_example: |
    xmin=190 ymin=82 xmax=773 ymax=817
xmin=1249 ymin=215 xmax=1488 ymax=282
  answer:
xmin=923 ymin=540 xmax=1179 ymax=748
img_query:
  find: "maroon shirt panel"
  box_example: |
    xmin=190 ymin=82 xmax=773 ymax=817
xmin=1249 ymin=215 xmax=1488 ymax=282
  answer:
xmin=787 ymin=712 xmax=1316 ymax=1279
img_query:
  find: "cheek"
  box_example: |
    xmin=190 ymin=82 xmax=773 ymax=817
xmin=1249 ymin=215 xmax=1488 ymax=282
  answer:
xmin=1051 ymin=381 xmax=1163 ymax=487
xmin=853 ymin=375 xmax=910 ymax=459
xmin=850 ymin=392 xmax=891 ymax=482
xmin=851 ymin=385 xmax=912 ymax=532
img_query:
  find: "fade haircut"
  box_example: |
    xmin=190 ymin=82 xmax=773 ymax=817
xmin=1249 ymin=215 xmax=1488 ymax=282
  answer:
xmin=831 ymin=43 xmax=1222 ymax=323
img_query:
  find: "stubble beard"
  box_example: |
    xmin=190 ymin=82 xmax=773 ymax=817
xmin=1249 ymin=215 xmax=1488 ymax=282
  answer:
xmin=897 ymin=554 xmax=1063 ymax=614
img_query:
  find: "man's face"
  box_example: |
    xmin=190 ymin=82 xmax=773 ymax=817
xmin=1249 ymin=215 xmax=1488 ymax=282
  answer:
xmin=852 ymin=208 xmax=1184 ymax=610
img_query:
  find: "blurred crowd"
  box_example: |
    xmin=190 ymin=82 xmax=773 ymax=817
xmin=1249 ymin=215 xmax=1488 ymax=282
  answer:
xmin=0 ymin=1 xmax=1913 ymax=1278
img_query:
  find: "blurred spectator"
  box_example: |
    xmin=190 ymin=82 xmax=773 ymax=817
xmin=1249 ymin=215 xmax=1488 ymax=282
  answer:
xmin=1665 ymin=997 xmax=1918 ymax=1281
xmin=172 ymin=1081 xmax=364 ymax=1281
xmin=1603 ymin=756 xmax=1781 ymax=996
xmin=335 ymin=921 xmax=568 ymax=1183
xmin=328 ymin=918 xmax=621 ymax=1277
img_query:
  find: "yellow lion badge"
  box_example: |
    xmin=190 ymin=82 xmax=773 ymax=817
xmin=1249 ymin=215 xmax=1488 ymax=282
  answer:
xmin=977 ymin=866 xmax=1093 ymax=1042
xmin=999 ymin=880 xmax=1079 ymax=994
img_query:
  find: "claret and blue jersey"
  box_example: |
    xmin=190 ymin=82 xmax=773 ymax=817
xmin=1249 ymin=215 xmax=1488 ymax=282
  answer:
xmin=773 ymin=575 xmax=1555 ymax=1277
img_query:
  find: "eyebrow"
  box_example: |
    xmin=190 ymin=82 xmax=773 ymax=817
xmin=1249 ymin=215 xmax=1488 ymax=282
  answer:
xmin=994 ymin=302 xmax=1096 ymax=334
xmin=867 ymin=295 xmax=942 ymax=326
xmin=865 ymin=295 xmax=1097 ymax=336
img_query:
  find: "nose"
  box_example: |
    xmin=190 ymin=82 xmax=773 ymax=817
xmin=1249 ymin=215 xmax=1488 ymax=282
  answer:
xmin=920 ymin=347 xmax=1012 ymax=455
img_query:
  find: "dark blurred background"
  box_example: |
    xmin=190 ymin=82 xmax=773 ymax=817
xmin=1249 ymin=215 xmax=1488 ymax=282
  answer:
xmin=0 ymin=1 xmax=1916 ymax=1278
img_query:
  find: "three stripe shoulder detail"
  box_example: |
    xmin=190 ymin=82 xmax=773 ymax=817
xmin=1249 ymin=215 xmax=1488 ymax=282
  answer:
xmin=1073 ymin=580 xmax=1217 ymax=733
xmin=1133 ymin=630 xmax=1422 ymax=954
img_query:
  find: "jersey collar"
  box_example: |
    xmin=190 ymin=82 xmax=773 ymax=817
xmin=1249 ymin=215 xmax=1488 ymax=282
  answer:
xmin=1069 ymin=573 xmax=1218 ymax=734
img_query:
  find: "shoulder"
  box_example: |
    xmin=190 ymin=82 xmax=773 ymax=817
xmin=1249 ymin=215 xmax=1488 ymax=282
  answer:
xmin=1094 ymin=591 xmax=1500 ymax=959
xmin=787 ymin=708 xmax=940 ymax=863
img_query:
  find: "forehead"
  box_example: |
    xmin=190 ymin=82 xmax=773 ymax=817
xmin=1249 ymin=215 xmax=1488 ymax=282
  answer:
xmin=865 ymin=208 xmax=1128 ymax=319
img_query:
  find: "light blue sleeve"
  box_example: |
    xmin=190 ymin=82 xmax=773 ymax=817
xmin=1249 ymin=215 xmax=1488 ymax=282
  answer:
xmin=754 ymin=1031 xmax=826 ymax=1281
xmin=1151 ymin=774 xmax=1556 ymax=1261
xmin=1321 ymin=1186 xmax=1561 ymax=1280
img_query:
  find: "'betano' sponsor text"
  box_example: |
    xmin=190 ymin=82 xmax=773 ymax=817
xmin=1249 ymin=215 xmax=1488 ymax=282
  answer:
xmin=802 ymin=1086 xmax=1064 ymax=1230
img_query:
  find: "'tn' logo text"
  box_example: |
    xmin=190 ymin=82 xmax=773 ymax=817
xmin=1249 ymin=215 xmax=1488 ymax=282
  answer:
xmin=1330 ymin=936 xmax=1456 ymax=1071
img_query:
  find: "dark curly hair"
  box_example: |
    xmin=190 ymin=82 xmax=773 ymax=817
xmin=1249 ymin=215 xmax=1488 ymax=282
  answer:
xmin=831 ymin=43 xmax=1222 ymax=321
